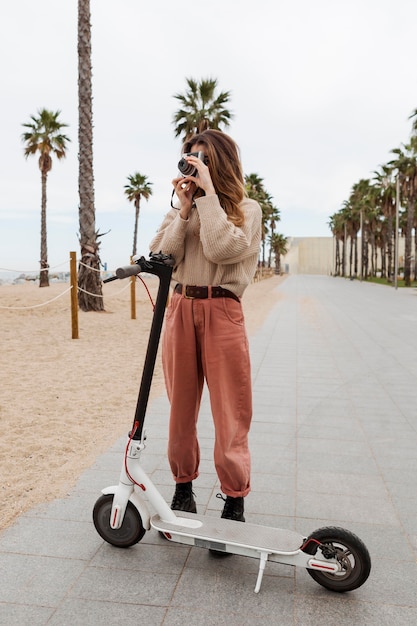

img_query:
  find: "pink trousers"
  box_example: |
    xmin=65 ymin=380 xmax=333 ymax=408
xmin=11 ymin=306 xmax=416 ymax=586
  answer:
xmin=162 ymin=292 xmax=252 ymax=497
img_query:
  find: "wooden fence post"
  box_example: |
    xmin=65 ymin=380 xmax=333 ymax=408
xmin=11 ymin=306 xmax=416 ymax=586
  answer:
xmin=70 ymin=251 xmax=79 ymax=339
xmin=130 ymin=257 xmax=136 ymax=320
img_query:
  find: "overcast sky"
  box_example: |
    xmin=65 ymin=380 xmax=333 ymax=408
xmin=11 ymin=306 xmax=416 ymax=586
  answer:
xmin=1 ymin=0 xmax=417 ymax=273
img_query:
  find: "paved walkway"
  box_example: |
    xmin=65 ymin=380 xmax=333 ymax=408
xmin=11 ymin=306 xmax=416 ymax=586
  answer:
xmin=1 ymin=275 xmax=417 ymax=625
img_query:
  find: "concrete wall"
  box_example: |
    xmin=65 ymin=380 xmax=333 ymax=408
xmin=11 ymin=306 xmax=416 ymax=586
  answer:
xmin=282 ymin=236 xmax=409 ymax=275
xmin=282 ymin=237 xmax=333 ymax=275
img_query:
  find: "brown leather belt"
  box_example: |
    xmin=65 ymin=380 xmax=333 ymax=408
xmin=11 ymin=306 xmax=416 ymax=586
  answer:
xmin=174 ymin=283 xmax=240 ymax=302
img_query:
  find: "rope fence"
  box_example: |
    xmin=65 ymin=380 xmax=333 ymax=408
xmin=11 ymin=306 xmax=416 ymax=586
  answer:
xmin=1 ymin=253 xmax=272 ymax=339
xmin=0 ymin=260 xmax=69 ymax=274
xmin=0 ymin=251 xmax=139 ymax=339
xmin=0 ymin=287 xmax=72 ymax=310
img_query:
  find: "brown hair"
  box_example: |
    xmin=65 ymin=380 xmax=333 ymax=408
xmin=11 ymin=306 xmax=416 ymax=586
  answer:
xmin=183 ymin=129 xmax=247 ymax=226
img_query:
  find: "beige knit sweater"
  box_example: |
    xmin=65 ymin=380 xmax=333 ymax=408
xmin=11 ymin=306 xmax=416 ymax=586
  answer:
xmin=149 ymin=194 xmax=262 ymax=297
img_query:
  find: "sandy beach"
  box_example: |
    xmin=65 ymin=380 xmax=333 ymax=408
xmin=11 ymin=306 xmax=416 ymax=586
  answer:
xmin=0 ymin=273 xmax=283 ymax=530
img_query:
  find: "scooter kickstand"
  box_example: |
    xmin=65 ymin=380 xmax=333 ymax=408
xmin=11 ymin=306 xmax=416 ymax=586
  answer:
xmin=254 ymin=551 xmax=269 ymax=593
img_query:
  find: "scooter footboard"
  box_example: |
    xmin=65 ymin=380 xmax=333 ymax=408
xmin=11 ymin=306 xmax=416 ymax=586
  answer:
xmin=152 ymin=512 xmax=304 ymax=556
xmin=153 ymin=512 xmax=337 ymax=593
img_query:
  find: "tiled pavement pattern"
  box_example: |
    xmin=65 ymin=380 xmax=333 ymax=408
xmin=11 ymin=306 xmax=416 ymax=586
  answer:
xmin=1 ymin=275 xmax=417 ymax=625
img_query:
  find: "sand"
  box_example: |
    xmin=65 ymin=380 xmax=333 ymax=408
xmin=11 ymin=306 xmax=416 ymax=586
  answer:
xmin=0 ymin=272 xmax=283 ymax=530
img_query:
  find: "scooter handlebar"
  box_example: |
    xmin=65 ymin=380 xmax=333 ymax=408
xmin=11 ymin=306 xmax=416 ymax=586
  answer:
xmin=102 ymin=253 xmax=174 ymax=283
xmin=115 ymin=264 xmax=142 ymax=279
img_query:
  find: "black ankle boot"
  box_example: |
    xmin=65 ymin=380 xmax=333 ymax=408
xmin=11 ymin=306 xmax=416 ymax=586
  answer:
xmin=209 ymin=494 xmax=245 ymax=558
xmin=221 ymin=496 xmax=245 ymax=522
xmin=171 ymin=481 xmax=197 ymax=514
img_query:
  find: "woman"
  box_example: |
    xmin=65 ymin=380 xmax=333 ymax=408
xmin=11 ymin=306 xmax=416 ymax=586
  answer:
xmin=150 ymin=129 xmax=261 ymax=526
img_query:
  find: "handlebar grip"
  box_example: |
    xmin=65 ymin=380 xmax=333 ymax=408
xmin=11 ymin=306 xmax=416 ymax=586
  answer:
xmin=115 ymin=264 xmax=142 ymax=279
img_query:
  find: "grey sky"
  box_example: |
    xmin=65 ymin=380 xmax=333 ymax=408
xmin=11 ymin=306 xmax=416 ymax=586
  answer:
xmin=1 ymin=0 xmax=416 ymax=271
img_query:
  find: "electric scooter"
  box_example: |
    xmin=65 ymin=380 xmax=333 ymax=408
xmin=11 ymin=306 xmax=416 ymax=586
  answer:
xmin=93 ymin=253 xmax=371 ymax=594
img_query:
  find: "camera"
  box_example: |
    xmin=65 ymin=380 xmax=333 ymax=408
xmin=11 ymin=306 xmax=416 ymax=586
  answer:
xmin=178 ymin=151 xmax=205 ymax=177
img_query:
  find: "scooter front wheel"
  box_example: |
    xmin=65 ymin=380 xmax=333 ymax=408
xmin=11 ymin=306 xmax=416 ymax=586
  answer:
xmin=303 ymin=526 xmax=371 ymax=592
xmin=93 ymin=494 xmax=146 ymax=548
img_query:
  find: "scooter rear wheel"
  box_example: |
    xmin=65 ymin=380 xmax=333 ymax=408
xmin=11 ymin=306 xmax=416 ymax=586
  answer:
xmin=93 ymin=494 xmax=146 ymax=548
xmin=303 ymin=526 xmax=371 ymax=592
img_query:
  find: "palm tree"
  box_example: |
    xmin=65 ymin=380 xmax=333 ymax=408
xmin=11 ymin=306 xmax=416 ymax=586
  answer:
xmin=21 ymin=109 xmax=70 ymax=287
xmin=173 ymin=78 xmax=233 ymax=141
xmin=269 ymin=233 xmax=288 ymax=274
xmin=124 ymin=173 xmax=153 ymax=257
xmin=390 ymin=145 xmax=417 ymax=286
xmin=328 ymin=211 xmax=346 ymax=276
xmin=373 ymin=165 xmax=396 ymax=280
xmin=268 ymin=204 xmax=281 ymax=267
xmin=245 ymin=173 xmax=265 ymax=199
xmin=245 ymin=174 xmax=270 ymax=265
xmin=349 ymin=178 xmax=374 ymax=279
xmin=340 ymin=202 xmax=352 ymax=277
xmin=77 ymin=0 xmax=104 ymax=311
xmin=408 ymin=113 xmax=417 ymax=282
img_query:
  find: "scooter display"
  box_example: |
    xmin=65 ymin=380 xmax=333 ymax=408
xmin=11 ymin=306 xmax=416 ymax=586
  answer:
xmin=93 ymin=253 xmax=371 ymax=594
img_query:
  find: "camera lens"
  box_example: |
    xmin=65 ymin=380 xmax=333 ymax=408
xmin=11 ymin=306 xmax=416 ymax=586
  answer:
xmin=178 ymin=157 xmax=197 ymax=177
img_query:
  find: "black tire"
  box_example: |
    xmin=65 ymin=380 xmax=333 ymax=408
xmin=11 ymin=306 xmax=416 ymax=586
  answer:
xmin=93 ymin=494 xmax=146 ymax=548
xmin=303 ymin=526 xmax=371 ymax=592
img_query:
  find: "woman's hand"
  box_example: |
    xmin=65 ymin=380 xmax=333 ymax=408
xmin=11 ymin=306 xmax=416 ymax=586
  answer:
xmin=183 ymin=153 xmax=216 ymax=196
xmin=172 ymin=177 xmax=196 ymax=220
xmin=172 ymin=154 xmax=216 ymax=219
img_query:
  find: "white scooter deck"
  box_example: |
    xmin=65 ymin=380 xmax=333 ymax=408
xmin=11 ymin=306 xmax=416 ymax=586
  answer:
xmin=151 ymin=512 xmax=307 ymax=592
xmin=152 ymin=511 xmax=304 ymax=554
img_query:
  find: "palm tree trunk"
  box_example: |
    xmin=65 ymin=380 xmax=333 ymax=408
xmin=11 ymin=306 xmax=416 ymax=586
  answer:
xmin=370 ymin=234 xmax=375 ymax=276
xmin=77 ymin=0 xmax=103 ymax=311
xmin=362 ymin=230 xmax=368 ymax=279
xmin=39 ymin=169 xmax=49 ymax=287
xmin=335 ymin=239 xmax=340 ymax=275
xmin=386 ymin=216 xmax=393 ymax=281
xmin=353 ymin=235 xmax=358 ymax=276
xmin=275 ymin=254 xmax=281 ymax=274
xmin=381 ymin=238 xmax=386 ymax=278
xmin=133 ymin=200 xmax=140 ymax=257
xmin=349 ymin=237 xmax=354 ymax=277
xmin=414 ymin=228 xmax=417 ymax=281
xmin=404 ymin=194 xmax=415 ymax=287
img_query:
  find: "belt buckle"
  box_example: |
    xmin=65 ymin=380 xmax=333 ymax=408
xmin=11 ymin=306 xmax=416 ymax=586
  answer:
xmin=182 ymin=285 xmax=195 ymax=299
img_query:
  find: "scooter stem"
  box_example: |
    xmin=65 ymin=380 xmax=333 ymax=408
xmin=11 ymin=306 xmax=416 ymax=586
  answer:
xmin=126 ymin=254 xmax=173 ymax=440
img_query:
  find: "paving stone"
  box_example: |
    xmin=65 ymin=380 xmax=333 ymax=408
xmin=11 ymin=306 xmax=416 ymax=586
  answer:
xmin=2 ymin=275 xmax=417 ymax=624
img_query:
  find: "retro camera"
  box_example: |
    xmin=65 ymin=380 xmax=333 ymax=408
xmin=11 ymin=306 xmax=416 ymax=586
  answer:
xmin=177 ymin=151 xmax=205 ymax=177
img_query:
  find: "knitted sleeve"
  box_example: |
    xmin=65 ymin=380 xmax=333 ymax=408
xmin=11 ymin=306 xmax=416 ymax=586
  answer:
xmin=196 ymin=196 xmax=262 ymax=265
xmin=149 ymin=209 xmax=189 ymax=265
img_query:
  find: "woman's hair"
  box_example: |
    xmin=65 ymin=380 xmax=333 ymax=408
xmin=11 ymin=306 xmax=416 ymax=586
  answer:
xmin=183 ymin=129 xmax=247 ymax=226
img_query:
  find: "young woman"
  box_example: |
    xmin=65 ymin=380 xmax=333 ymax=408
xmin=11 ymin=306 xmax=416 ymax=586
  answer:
xmin=150 ymin=129 xmax=262 ymax=526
